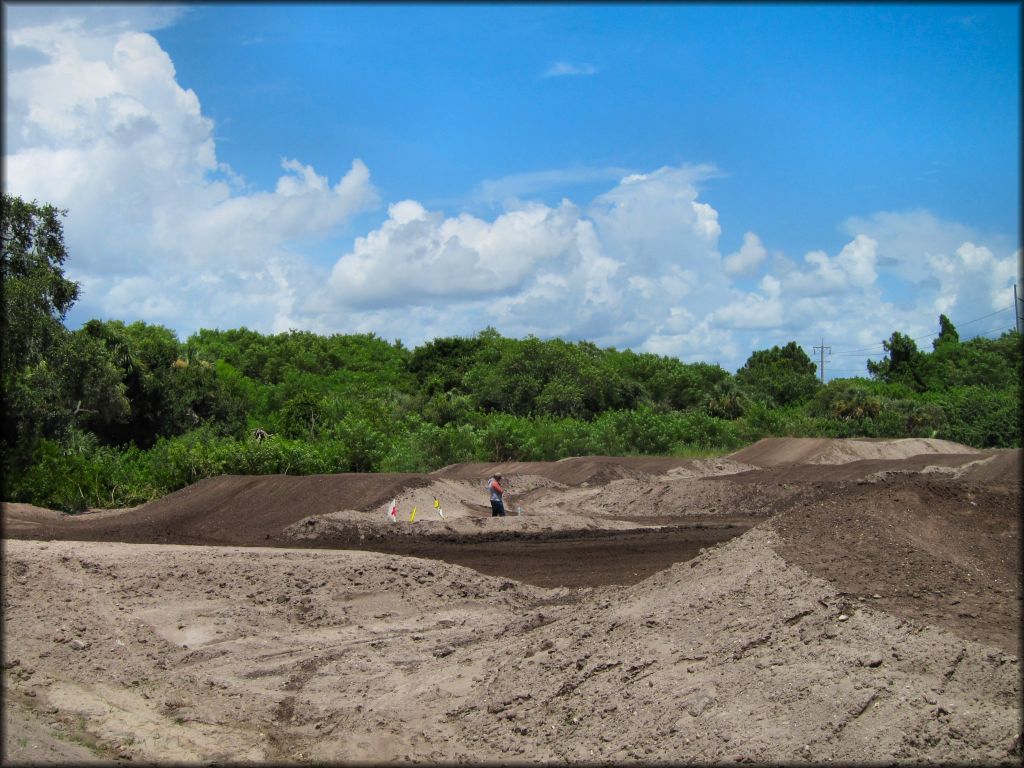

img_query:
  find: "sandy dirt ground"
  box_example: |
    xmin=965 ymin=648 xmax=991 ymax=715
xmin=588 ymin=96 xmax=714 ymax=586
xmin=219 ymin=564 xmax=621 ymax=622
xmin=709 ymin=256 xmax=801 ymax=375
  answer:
xmin=1 ymin=437 xmax=1020 ymax=765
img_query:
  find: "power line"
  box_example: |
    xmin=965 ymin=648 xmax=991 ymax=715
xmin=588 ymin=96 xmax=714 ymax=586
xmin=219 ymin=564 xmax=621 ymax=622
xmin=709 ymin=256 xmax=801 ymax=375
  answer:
xmin=831 ymin=345 xmax=889 ymax=357
xmin=955 ymin=305 xmax=1017 ymax=328
xmin=904 ymin=308 xmax=1016 ymax=341
xmin=975 ymin=324 xmax=1016 ymax=338
xmin=829 ymin=305 xmax=1014 ymax=356
xmin=821 ymin=325 xmax=1016 ymax=379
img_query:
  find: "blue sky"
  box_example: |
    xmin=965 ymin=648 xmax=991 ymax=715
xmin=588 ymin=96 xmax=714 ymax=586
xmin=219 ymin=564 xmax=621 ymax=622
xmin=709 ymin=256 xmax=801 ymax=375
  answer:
xmin=4 ymin=2 xmax=1021 ymax=378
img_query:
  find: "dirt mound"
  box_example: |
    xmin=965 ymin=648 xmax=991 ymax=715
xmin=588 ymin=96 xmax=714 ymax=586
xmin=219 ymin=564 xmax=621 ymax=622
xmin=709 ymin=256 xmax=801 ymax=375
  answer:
xmin=3 ymin=444 xmax=1015 ymax=550
xmin=0 ymin=458 xmax=732 ymax=548
xmin=449 ymin=527 xmax=1020 ymax=763
xmin=5 ymin=524 xmax=1018 ymax=765
xmin=956 ymin=449 xmax=1022 ymax=483
xmin=1 ymin=473 xmax=429 ymax=547
xmin=725 ymin=452 xmax=1003 ymax=483
xmin=0 ymin=502 xmax=66 ymax=532
xmin=2 ymin=451 xmax=1021 ymax=765
xmin=378 ymin=474 xmax=566 ymax=522
xmin=433 ymin=455 xmax=697 ymax=486
xmin=730 ymin=437 xmax=979 ymax=468
xmin=770 ymin=475 xmax=1020 ymax=653
xmin=2 ymin=539 xmax=577 ymax=763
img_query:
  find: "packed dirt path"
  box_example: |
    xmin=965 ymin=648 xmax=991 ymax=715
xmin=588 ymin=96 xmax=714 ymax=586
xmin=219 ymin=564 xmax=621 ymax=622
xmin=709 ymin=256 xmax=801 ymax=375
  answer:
xmin=2 ymin=438 xmax=1020 ymax=764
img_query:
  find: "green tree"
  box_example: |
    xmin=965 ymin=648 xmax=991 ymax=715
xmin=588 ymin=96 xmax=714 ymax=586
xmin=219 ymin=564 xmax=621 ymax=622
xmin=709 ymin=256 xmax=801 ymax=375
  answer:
xmin=62 ymin=328 xmax=132 ymax=432
xmin=706 ymin=376 xmax=750 ymax=419
xmin=925 ymin=385 xmax=1020 ymax=447
xmin=809 ymin=379 xmax=883 ymax=422
xmin=867 ymin=332 xmax=925 ymax=390
xmin=736 ymin=341 xmax=819 ymax=407
xmin=932 ymin=314 xmax=959 ymax=350
xmin=460 ymin=332 xmax=636 ymax=419
xmin=2 ymin=195 xmax=84 ymax=482
xmin=1 ymin=195 xmax=79 ymax=374
xmin=408 ymin=334 xmax=483 ymax=395
xmin=279 ymin=392 xmax=326 ymax=440
xmin=922 ymin=330 xmax=1019 ymax=391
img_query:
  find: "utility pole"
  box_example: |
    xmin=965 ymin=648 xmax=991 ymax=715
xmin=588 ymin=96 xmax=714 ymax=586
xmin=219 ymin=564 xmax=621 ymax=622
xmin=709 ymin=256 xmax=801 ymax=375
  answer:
xmin=813 ymin=338 xmax=831 ymax=384
xmin=1015 ymin=283 xmax=1022 ymax=335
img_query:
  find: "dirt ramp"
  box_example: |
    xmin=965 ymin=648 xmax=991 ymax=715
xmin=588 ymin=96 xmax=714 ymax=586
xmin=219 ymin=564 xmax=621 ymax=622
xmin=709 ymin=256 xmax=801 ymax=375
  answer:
xmin=134 ymin=472 xmax=439 ymax=545
xmin=957 ymin=449 xmax=1022 ymax=483
xmin=730 ymin=437 xmax=978 ymax=468
xmin=3 ymin=473 xmax=431 ymax=547
xmin=1 ymin=502 xmax=66 ymax=530
xmin=728 ymin=437 xmax=834 ymax=466
xmin=813 ymin=437 xmax=978 ymax=464
xmin=727 ymin=451 xmax=1003 ymax=483
xmin=434 ymin=456 xmax=697 ymax=486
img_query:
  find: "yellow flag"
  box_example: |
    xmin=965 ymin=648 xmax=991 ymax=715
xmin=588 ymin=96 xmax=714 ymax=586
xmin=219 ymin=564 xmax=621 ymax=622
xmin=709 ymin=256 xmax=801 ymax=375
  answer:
xmin=410 ymin=506 xmax=417 ymax=522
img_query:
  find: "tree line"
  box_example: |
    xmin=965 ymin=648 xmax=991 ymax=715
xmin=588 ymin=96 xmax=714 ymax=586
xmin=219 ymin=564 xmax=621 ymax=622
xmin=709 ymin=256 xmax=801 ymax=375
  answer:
xmin=3 ymin=194 xmax=1020 ymax=511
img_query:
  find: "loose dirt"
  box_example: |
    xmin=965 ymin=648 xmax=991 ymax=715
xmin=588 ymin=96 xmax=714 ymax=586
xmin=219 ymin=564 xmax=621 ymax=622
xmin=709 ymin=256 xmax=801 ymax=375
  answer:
xmin=2 ymin=438 xmax=1020 ymax=764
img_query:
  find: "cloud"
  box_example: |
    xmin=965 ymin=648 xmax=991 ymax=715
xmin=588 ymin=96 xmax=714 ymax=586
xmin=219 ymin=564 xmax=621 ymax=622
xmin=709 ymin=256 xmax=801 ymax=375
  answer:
xmin=3 ymin=9 xmax=378 ymax=336
xmin=5 ymin=3 xmax=188 ymax=36
xmin=710 ymin=212 xmax=1017 ymax=374
xmin=328 ymin=199 xmax=586 ymax=307
xmin=712 ymin=275 xmax=784 ymax=329
xmin=4 ymin=8 xmax=1017 ymax=376
xmin=841 ymin=209 xmax=974 ymax=282
xmin=177 ymin=158 xmax=376 ymax=270
xmin=473 ymin=166 xmax=632 ymax=205
xmin=723 ymin=232 xmax=767 ymax=277
xmin=786 ymin=234 xmax=878 ymax=296
xmin=949 ymin=15 xmax=976 ymax=30
xmin=318 ymin=164 xmax=734 ymax=355
xmin=543 ymin=61 xmax=598 ymax=78
xmin=928 ymin=242 xmax=1021 ymax=313
xmin=586 ymin=164 xmax=723 ymax=262
xmin=843 ymin=209 xmax=1019 ymax=315
xmin=715 ymin=236 xmax=884 ymax=335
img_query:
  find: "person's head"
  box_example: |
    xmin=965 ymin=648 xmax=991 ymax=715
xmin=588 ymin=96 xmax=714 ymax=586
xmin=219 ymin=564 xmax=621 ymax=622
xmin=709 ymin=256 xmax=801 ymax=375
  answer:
xmin=494 ymin=473 xmax=502 ymax=480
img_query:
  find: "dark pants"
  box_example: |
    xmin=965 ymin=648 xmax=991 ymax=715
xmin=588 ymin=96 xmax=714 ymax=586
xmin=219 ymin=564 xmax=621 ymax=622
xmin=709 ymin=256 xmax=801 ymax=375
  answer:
xmin=490 ymin=500 xmax=505 ymax=517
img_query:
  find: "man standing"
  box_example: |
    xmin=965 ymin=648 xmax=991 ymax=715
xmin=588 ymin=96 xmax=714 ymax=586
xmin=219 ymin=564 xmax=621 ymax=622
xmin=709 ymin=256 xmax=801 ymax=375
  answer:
xmin=488 ymin=473 xmax=506 ymax=517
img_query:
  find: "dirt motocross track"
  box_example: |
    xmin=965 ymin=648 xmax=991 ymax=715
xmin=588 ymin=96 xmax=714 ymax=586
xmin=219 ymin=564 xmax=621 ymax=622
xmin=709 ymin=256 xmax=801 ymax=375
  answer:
xmin=2 ymin=437 xmax=1021 ymax=765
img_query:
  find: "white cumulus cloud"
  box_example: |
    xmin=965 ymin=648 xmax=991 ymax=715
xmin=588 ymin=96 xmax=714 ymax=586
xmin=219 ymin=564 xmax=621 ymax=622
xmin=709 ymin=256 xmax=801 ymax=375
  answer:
xmin=316 ymin=164 xmax=733 ymax=353
xmin=328 ymin=199 xmax=584 ymax=308
xmin=4 ymin=7 xmax=1017 ymax=376
xmin=3 ymin=9 xmax=378 ymax=336
xmin=787 ymin=234 xmax=879 ymax=296
xmin=845 ymin=210 xmax=1019 ymax=321
xmin=723 ymin=232 xmax=768 ymax=277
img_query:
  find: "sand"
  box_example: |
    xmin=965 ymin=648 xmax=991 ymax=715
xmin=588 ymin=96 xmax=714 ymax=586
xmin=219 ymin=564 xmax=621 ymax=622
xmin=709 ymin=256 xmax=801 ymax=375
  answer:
xmin=2 ymin=437 xmax=1020 ymax=764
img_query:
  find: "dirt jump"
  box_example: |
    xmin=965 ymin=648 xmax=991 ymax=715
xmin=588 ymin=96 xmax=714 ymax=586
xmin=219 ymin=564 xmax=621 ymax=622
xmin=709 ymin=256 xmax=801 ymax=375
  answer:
xmin=2 ymin=437 xmax=1020 ymax=764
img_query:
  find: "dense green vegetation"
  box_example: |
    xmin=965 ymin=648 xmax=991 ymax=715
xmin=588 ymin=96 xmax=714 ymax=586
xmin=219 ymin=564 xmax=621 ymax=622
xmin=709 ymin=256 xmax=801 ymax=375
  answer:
xmin=3 ymin=194 xmax=1021 ymax=511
